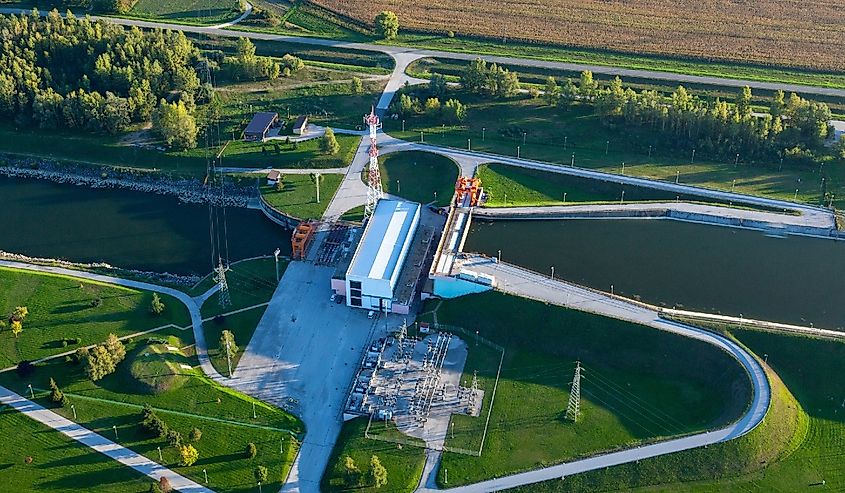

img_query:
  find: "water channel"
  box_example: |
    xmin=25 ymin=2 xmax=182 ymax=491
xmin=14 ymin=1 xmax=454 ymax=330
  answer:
xmin=465 ymin=218 xmax=845 ymax=329
xmin=1 ymin=177 xmax=290 ymax=275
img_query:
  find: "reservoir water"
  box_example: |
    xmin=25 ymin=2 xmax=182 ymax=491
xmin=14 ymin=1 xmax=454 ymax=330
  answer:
xmin=465 ymin=219 xmax=845 ymax=329
xmin=1 ymin=177 xmax=290 ymax=275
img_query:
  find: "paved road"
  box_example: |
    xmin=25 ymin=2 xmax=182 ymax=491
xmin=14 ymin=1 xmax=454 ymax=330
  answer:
xmin=2 ymin=8 xmax=842 ymax=99
xmin=417 ymin=255 xmax=771 ymax=492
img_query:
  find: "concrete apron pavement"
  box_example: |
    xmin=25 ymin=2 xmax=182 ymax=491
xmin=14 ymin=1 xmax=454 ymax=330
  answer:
xmin=225 ymin=261 xmax=404 ymax=492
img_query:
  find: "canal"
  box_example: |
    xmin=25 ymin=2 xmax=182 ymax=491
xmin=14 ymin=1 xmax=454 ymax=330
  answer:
xmin=1 ymin=177 xmax=290 ymax=275
xmin=465 ymin=219 xmax=845 ymax=329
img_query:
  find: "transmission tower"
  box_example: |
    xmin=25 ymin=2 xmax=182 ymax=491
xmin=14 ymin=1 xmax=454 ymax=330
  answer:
xmin=200 ymin=56 xmax=230 ymax=307
xmin=364 ymin=107 xmax=383 ymax=219
xmin=566 ymin=361 xmax=582 ymax=423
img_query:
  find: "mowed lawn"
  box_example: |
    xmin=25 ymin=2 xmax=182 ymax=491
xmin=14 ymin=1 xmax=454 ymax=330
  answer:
xmin=0 ymin=267 xmax=190 ymax=369
xmin=198 ymin=257 xmax=282 ymax=317
xmin=0 ymin=328 xmax=303 ymax=493
xmin=0 ymin=407 xmax=152 ymax=493
xmin=260 ymin=173 xmax=344 ymax=220
xmin=384 ymin=94 xmax=844 ymax=208
xmin=518 ymin=330 xmax=845 ymax=492
xmin=476 ymin=163 xmax=764 ymax=207
xmin=129 ymin=0 xmax=240 ymax=25
xmin=418 ymin=292 xmax=752 ymax=486
xmin=372 ymin=151 xmax=459 ymax=206
xmin=322 ymin=417 xmax=426 ymax=493
xmin=205 ymin=306 xmax=266 ymax=376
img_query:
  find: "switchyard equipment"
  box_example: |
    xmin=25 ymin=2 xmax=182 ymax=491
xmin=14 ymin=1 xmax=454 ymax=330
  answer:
xmin=454 ymin=177 xmax=485 ymax=208
xmin=364 ymin=107 xmax=384 ymax=219
xmin=291 ymin=222 xmax=315 ymax=260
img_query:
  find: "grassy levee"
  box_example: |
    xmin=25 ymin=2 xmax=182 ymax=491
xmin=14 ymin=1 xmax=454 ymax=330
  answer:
xmin=476 ymin=163 xmax=788 ymax=211
xmin=0 ymin=406 xmax=152 ymax=493
xmin=372 ymin=151 xmax=459 ymax=206
xmin=413 ymin=292 xmax=752 ymax=487
xmin=0 ymin=267 xmax=190 ymax=369
xmin=260 ymin=173 xmax=344 ymax=220
xmin=384 ymin=94 xmax=845 ymax=209
xmin=0 ymin=328 xmax=304 ymax=492
xmin=321 ymin=417 xmax=426 ymax=492
xmin=514 ymin=328 xmax=845 ymax=492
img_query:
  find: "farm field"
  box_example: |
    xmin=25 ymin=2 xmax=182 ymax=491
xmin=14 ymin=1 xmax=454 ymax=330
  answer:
xmin=0 ymin=267 xmax=190 ymax=369
xmin=384 ymin=92 xmax=845 ymax=209
xmin=260 ymin=173 xmax=344 ymax=220
xmin=413 ymin=292 xmax=751 ymax=486
xmin=313 ymin=0 xmax=845 ymax=73
xmin=516 ymin=329 xmax=845 ymax=492
xmin=370 ymin=151 xmax=459 ymax=207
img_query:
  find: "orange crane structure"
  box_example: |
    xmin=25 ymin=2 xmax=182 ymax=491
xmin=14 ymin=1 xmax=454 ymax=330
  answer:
xmin=454 ymin=177 xmax=484 ymax=208
xmin=291 ymin=222 xmax=315 ymax=260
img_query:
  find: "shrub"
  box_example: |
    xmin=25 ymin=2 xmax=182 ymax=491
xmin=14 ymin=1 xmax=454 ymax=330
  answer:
xmin=179 ymin=445 xmax=198 ymax=466
xmin=90 ymin=297 xmax=103 ymax=308
xmin=49 ymin=378 xmax=64 ymax=405
xmin=369 ymin=455 xmax=387 ymax=488
xmin=167 ymin=430 xmax=183 ymax=447
xmin=61 ymin=340 xmax=68 ymax=347
xmin=141 ymin=405 xmax=169 ymax=438
xmin=150 ymin=293 xmax=166 ymax=315
xmin=189 ymin=427 xmax=202 ymax=442
xmin=245 ymin=442 xmax=257 ymax=459
xmin=255 ymin=465 xmax=268 ymax=483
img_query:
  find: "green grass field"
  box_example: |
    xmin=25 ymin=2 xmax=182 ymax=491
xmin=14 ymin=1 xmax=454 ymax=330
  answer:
xmin=0 ymin=406 xmax=153 ymax=493
xmin=260 ymin=173 xmax=344 ymax=220
xmin=199 ymin=257 xmax=281 ymax=318
xmin=384 ymin=93 xmax=844 ymax=208
xmin=205 ymin=306 xmax=266 ymax=375
xmin=0 ymin=267 xmax=190 ymax=369
xmin=371 ymin=151 xmax=459 ymax=206
xmin=340 ymin=205 xmax=365 ymax=223
xmin=321 ymin=417 xmax=426 ymax=492
xmin=517 ymin=329 xmax=845 ymax=492
xmin=0 ymin=328 xmax=303 ymax=492
xmin=475 ymin=163 xmax=783 ymax=210
xmin=410 ymin=291 xmax=751 ymax=486
xmin=127 ymin=0 xmax=240 ymax=25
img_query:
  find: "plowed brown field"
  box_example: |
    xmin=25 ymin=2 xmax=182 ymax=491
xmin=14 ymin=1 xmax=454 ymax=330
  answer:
xmin=309 ymin=0 xmax=845 ymax=71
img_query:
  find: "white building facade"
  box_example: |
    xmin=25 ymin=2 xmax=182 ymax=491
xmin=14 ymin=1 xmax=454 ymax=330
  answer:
xmin=345 ymin=200 xmax=420 ymax=313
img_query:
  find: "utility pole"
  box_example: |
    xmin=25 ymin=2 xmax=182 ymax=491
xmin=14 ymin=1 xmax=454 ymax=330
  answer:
xmin=566 ymin=361 xmax=582 ymax=423
xmin=226 ymin=339 xmax=233 ymax=377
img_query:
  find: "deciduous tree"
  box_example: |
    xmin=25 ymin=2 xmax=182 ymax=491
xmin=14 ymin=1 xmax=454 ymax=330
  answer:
xmin=374 ymin=11 xmax=399 ymax=39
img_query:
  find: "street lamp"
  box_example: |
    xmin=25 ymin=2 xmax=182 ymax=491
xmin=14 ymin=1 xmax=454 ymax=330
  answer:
xmin=794 ymin=188 xmax=799 ymax=201
xmin=467 ymin=138 xmax=471 ymax=151
xmin=402 ymin=119 xmax=405 ymax=132
xmin=157 ymin=446 xmax=163 ymax=462
xmin=691 ymin=148 xmax=696 ymax=163
xmin=550 ymin=266 xmax=555 ymax=280
xmin=420 ymin=131 xmax=424 ymax=142
xmin=620 ymin=190 xmax=625 ymax=203
xmin=274 ymin=248 xmax=281 ymax=282
xmin=731 ymin=179 xmax=736 ymax=192
xmin=522 ymin=132 xmax=527 ymax=145
xmin=675 ymin=170 xmax=680 ymax=184
xmin=113 ymin=425 xmax=118 ymax=441
xmin=203 ymin=469 xmax=208 ymax=484
xmin=563 ymin=192 xmax=567 ymax=203
xmin=27 ymin=383 xmax=34 ymax=399
xmin=497 ymin=250 xmax=501 ymax=262
xmin=516 ymin=146 xmax=520 ymax=159
xmin=571 ymin=153 xmax=575 ymax=166
xmin=563 ymin=135 xmax=567 ymax=149
xmin=482 ymin=127 xmax=486 ymax=140
xmin=252 ymin=401 xmax=257 ymax=419
xmin=621 ymin=162 xmax=625 ymax=174
xmin=396 ymin=179 xmax=400 ymax=194
xmin=71 ymin=404 xmax=77 ymax=420
xmin=605 ymin=140 xmax=609 ymax=155
xmin=433 ymin=191 xmax=437 ymax=202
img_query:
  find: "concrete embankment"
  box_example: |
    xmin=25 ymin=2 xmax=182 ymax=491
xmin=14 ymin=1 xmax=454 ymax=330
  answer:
xmin=473 ymin=202 xmax=843 ymax=239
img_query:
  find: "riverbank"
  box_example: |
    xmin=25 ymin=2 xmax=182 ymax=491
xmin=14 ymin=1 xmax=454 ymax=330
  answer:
xmin=0 ymin=156 xmax=255 ymax=207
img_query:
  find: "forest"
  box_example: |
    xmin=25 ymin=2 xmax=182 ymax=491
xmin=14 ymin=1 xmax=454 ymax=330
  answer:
xmin=0 ymin=10 xmax=201 ymax=135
